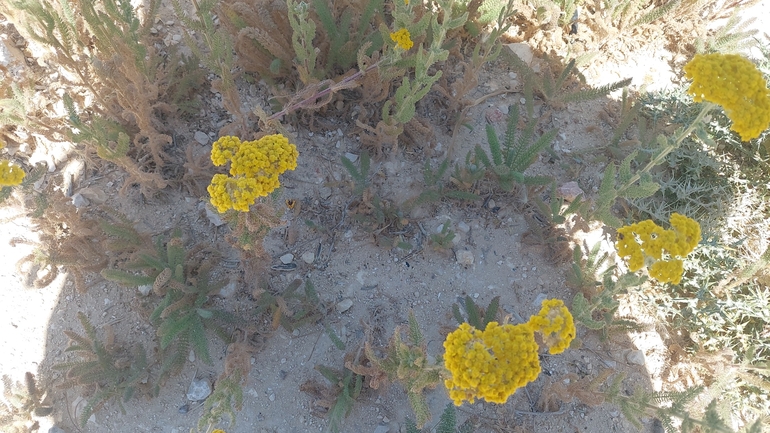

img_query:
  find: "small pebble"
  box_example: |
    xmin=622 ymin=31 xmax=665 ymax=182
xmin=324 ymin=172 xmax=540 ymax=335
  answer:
xmin=301 ymin=251 xmax=315 ymax=264
xmin=280 ymin=253 xmax=294 ymax=264
xmin=194 ymin=131 xmax=209 ymax=145
xmin=456 ymin=250 xmax=474 ymax=266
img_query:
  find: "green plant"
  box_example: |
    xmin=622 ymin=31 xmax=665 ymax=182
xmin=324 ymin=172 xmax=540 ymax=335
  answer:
xmin=452 ymin=295 xmax=500 ymax=331
xmin=429 ymin=220 xmax=456 ymax=250
xmin=54 ymin=312 xmax=149 ymax=427
xmin=3 ymin=0 xmax=183 ymax=194
xmin=0 ymin=372 xmax=53 ymax=433
xmin=101 ymin=229 xmax=240 ymax=383
xmin=350 ymin=311 xmax=443 ymax=428
xmin=571 ymin=271 xmax=646 ymax=338
xmin=404 ymin=403 xmax=475 ymax=433
xmin=566 ymin=241 xmax=611 ymax=296
xmin=502 ymin=52 xmax=632 ymax=109
xmin=301 ymin=360 xmax=364 ymax=433
xmin=472 ymin=103 xmax=555 ymax=191
xmin=406 ymin=158 xmax=481 ymax=213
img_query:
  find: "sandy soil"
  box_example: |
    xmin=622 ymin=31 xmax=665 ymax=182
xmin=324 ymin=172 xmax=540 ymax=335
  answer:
xmin=2 ymin=2 xmax=768 ymax=433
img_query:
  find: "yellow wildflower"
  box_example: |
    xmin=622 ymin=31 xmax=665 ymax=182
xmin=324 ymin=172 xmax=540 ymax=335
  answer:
xmin=390 ymin=28 xmax=413 ymax=51
xmin=212 ymin=430 xmax=226 ymax=433
xmin=0 ymin=160 xmax=25 ymax=187
xmin=443 ymin=322 xmax=540 ymax=405
xmin=528 ymin=299 xmax=576 ymax=355
xmin=443 ymin=299 xmax=574 ymax=406
xmin=684 ymin=53 xmax=770 ymax=141
xmin=615 ymin=213 xmax=701 ymax=284
xmin=208 ymin=134 xmax=299 ymax=213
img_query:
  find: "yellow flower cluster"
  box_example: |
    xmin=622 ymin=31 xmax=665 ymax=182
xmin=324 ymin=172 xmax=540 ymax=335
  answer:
xmin=684 ymin=53 xmax=770 ymax=141
xmin=207 ymin=135 xmax=298 ymax=213
xmin=616 ymin=213 xmax=701 ymax=284
xmin=390 ymin=28 xmax=413 ymax=51
xmin=443 ymin=299 xmax=575 ymax=406
xmin=0 ymin=160 xmax=25 ymax=187
xmin=527 ymin=299 xmax=576 ymax=355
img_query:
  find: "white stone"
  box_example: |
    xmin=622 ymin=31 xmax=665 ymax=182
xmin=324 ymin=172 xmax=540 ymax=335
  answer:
xmin=336 ymin=299 xmax=354 ymax=314
xmin=186 ymin=378 xmax=211 ymax=401
xmin=456 ymin=250 xmax=474 ymax=266
xmin=218 ymin=281 xmax=238 ymax=298
xmin=280 ymin=253 xmax=294 ymax=264
xmin=301 ymin=251 xmax=315 ymax=264
xmin=194 ymin=131 xmax=209 ymax=145
xmin=344 ymin=152 xmax=358 ymax=162
xmin=506 ymin=42 xmax=533 ymax=65
xmin=138 ymin=285 xmax=152 ymax=296
xmin=626 ymin=350 xmax=646 ymax=366
xmin=457 ymin=221 xmax=470 ymax=233
xmin=71 ymin=193 xmax=90 ymax=208
xmin=205 ymin=206 xmax=226 ymax=226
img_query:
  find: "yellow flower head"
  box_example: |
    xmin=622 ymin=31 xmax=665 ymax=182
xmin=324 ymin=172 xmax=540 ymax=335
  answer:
xmin=684 ymin=53 xmax=770 ymax=141
xmin=528 ymin=299 xmax=576 ymax=355
xmin=443 ymin=299 xmax=574 ymax=406
xmin=615 ymin=213 xmax=701 ymax=284
xmin=443 ymin=322 xmax=540 ymax=405
xmin=0 ymin=160 xmax=25 ymax=187
xmin=208 ymin=134 xmax=299 ymax=213
xmin=390 ymin=28 xmax=413 ymax=51
xmin=212 ymin=430 xmax=226 ymax=433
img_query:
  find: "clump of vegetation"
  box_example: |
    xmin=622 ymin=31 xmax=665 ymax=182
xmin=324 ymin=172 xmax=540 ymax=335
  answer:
xmin=1 ymin=372 xmax=53 ymax=433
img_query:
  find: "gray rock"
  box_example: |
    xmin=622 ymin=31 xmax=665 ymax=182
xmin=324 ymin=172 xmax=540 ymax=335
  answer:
xmin=218 ymin=280 xmax=238 ymax=298
xmin=456 ymin=250 xmax=474 ymax=266
xmin=506 ymin=42 xmax=533 ymax=65
xmin=301 ymin=251 xmax=315 ymax=264
xmin=138 ymin=285 xmax=152 ymax=296
xmin=194 ymin=131 xmax=209 ymax=145
xmin=344 ymin=152 xmax=358 ymax=162
xmin=205 ymin=206 xmax=226 ymax=227
xmin=280 ymin=253 xmax=294 ymax=264
xmin=186 ymin=378 xmax=212 ymax=401
xmin=336 ymin=299 xmax=354 ymax=314
xmin=48 ymin=427 xmax=67 ymax=433
xmin=71 ymin=193 xmax=90 ymax=208
xmin=626 ymin=349 xmax=646 ymax=366
xmin=373 ymin=425 xmax=390 ymax=433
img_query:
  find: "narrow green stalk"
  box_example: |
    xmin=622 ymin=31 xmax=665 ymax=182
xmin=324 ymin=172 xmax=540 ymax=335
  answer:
xmin=618 ymin=102 xmax=715 ymax=195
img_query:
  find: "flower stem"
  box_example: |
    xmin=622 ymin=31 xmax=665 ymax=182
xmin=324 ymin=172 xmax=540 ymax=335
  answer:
xmin=618 ymin=102 xmax=715 ymax=195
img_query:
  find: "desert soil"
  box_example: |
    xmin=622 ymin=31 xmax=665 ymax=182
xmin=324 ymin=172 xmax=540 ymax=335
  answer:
xmin=1 ymin=2 xmax=769 ymax=433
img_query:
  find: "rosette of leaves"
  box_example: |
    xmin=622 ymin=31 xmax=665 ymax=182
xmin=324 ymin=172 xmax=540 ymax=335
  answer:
xmin=54 ymin=313 xmax=149 ymax=427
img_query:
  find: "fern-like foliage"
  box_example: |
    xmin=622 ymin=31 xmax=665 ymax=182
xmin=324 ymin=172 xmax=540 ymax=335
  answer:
xmin=452 ymin=295 xmax=500 ymax=331
xmin=54 ymin=312 xmax=149 ymax=427
xmin=502 ymin=51 xmax=631 ymax=109
xmin=0 ymin=372 xmax=53 ymax=433
xmin=571 ymin=271 xmax=646 ymax=338
xmin=405 ymin=403 xmax=475 ymax=433
xmin=350 ymin=311 xmax=443 ymax=428
xmin=101 ymin=229 xmax=240 ymax=384
xmin=566 ymin=241 xmax=611 ymax=296
xmin=405 ymin=158 xmax=480 ymax=213
xmin=604 ymin=374 xmax=764 ymax=433
xmin=472 ymin=103 xmax=555 ymax=190
xmin=301 ymin=363 xmax=363 ymax=433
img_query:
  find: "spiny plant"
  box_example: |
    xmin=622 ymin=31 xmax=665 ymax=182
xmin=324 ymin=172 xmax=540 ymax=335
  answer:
xmin=429 ymin=220 xmax=457 ymax=251
xmin=349 ymin=311 xmax=443 ymax=428
xmin=452 ymin=295 xmax=500 ymax=331
xmin=471 ymin=103 xmax=555 ymax=191
xmin=405 ymin=158 xmax=480 ymax=213
xmin=253 ymin=278 xmax=344 ymax=349
xmin=54 ymin=312 xmax=149 ymax=427
xmin=0 ymin=372 xmax=54 ymax=433
xmin=2 ymin=0 xmax=204 ymax=195
xmin=101 ymin=229 xmax=240 ymax=384
xmin=602 ymin=373 xmax=765 ymax=433
xmin=404 ymin=403 xmax=475 ymax=433
xmin=301 ymin=359 xmax=364 ymax=433
xmin=566 ymin=241 xmax=611 ymax=297
xmin=571 ymin=271 xmax=646 ymax=339
xmin=502 ymin=51 xmax=632 ymax=109
xmin=172 ymin=0 xmax=246 ymax=135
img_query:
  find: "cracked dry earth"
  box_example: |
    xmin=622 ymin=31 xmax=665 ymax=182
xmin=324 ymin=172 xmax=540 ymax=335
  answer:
xmin=2 ymin=3 xmax=769 ymax=433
